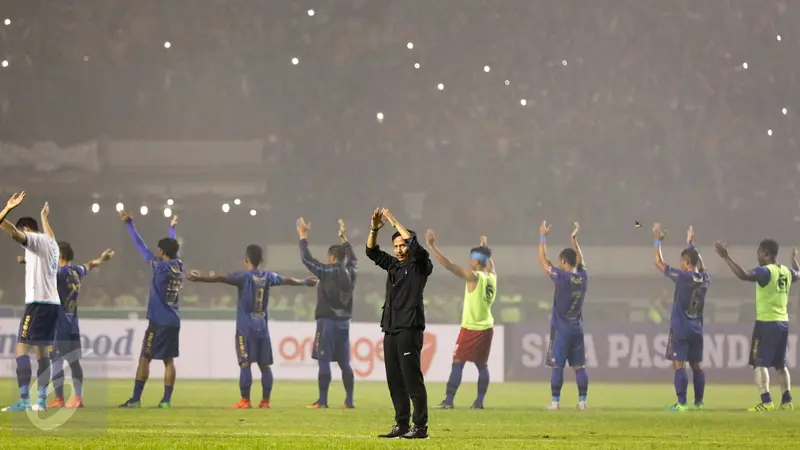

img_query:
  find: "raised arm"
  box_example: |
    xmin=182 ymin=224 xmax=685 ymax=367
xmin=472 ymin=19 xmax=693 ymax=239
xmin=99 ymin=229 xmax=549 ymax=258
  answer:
xmin=121 ymin=211 xmax=155 ymax=262
xmin=792 ymin=248 xmax=799 ymax=272
xmin=480 ymin=235 xmax=496 ymax=274
xmin=382 ymin=208 xmax=430 ymax=269
xmin=537 ymin=220 xmax=555 ymax=275
xmin=0 ymin=192 xmax=28 ymax=245
xmin=571 ymin=222 xmax=584 ymax=268
xmin=426 ymin=229 xmax=476 ymax=281
xmin=339 ymin=219 xmax=358 ymax=283
xmin=169 ymin=214 xmax=178 ymax=240
xmin=714 ymin=241 xmax=760 ymax=282
xmin=40 ymin=202 xmax=54 ymax=238
xmin=296 ymin=217 xmax=337 ymax=278
xmin=687 ymin=225 xmax=705 ymax=272
xmin=85 ymin=248 xmax=115 ymax=271
xmin=187 ymin=270 xmax=231 ymax=284
xmin=365 ymin=208 xmax=396 ymax=270
xmin=652 ymin=222 xmax=667 ymax=273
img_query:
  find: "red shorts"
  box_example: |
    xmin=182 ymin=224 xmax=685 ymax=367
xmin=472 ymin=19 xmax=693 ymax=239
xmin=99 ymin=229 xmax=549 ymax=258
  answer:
xmin=453 ymin=327 xmax=493 ymax=365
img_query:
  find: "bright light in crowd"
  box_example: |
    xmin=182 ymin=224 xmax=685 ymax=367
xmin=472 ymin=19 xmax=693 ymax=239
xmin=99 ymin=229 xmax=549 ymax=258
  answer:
xmin=1 ymin=60 xmax=8 ymax=68
xmin=164 ymin=41 xmax=171 ymax=49
xmin=505 ymin=80 xmax=510 ymax=86
xmin=4 ymin=19 xmax=9 ymax=26
xmin=407 ymin=42 xmax=414 ymax=50
xmin=782 ymin=108 xmax=788 ymax=115
xmin=83 ymin=56 xmax=89 ymax=62
xmin=233 ymin=198 xmax=241 ymax=206
xmin=484 ymin=65 xmax=490 ymax=73
xmin=768 ymin=129 xmax=773 ymax=136
xmin=291 ymin=57 xmax=299 ymax=65
xmin=307 ymin=9 xmax=315 ymax=16
xmin=249 ymin=209 xmax=257 ymax=216
xmin=376 ymin=112 xmax=384 ymax=122
xmin=140 ymin=206 xmax=148 ymax=216
xmin=437 ymin=83 xmax=444 ymax=90
xmin=777 ymin=35 xmax=782 ymax=41
xmin=562 ymin=60 xmax=568 ymax=66
xmin=163 ymin=208 xmax=172 ymax=218
xmin=520 ymin=99 xmax=527 ymax=106
xmin=414 ymin=62 xmax=420 ymax=69
xmin=116 ymin=202 xmax=124 ymax=212
xmin=742 ymin=62 xmax=748 ymax=70
xmin=91 ymin=203 xmax=100 ymax=214
xmin=166 ymin=198 xmax=174 ymax=206
xmin=222 ymin=203 xmax=230 ymax=213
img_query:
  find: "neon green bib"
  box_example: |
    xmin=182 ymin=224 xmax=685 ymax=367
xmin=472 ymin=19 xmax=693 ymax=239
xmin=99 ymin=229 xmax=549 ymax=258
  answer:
xmin=461 ymin=271 xmax=496 ymax=331
xmin=755 ymin=264 xmax=791 ymax=322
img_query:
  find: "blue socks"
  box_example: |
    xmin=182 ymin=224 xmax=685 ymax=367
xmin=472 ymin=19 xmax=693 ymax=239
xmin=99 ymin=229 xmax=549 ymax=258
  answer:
xmin=575 ymin=368 xmax=589 ymax=402
xmin=338 ymin=360 xmax=355 ymax=406
xmin=476 ymin=364 xmax=490 ymax=404
xmin=36 ymin=358 xmax=50 ymax=400
xmin=261 ymin=366 xmax=273 ymax=401
xmin=318 ymin=361 xmax=332 ymax=405
xmin=674 ymin=368 xmax=688 ymax=404
xmin=132 ymin=379 xmax=145 ymax=402
xmin=692 ymin=369 xmax=705 ymax=405
xmin=445 ymin=362 xmax=465 ymax=404
xmin=239 ymin=366 xmax=253 ymax=400
xmin=162 ymin=385 xmax=174 ymax=403
xmin=16 ymin=355 xmax=31 ymax=400
xmin=71 ymin=362 xmax=84 ymax=397
xmin=551 ymin=367 xmax=564 ymax=402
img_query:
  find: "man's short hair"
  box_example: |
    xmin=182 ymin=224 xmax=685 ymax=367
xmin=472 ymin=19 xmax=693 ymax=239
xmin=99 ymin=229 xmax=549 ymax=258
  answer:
xmin=15 ymin=217 xmax=39 ymax=232
xmin=759 ymin=239 xmax=779 ymax=258
xmin=681 ymin=248 xmax=700 ymax=266
xmin=392 ymin=230 xmax=416 ymax=241
xmin=58 ymin=241 xmax=75 ymax=262
xmin=246 ymin=244 xmax=264 ymax=266
xmin=328 ymin=244 xmax=346 ymax=262
xmin=559 ymin=248 xmax=578 ymax=266
xmin=158 ymin=238 xmax=180 ymax=260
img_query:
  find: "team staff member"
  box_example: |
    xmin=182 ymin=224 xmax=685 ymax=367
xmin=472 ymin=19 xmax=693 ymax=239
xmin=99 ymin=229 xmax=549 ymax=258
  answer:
xmin=366 ymin=207 xmax=433 ymax=440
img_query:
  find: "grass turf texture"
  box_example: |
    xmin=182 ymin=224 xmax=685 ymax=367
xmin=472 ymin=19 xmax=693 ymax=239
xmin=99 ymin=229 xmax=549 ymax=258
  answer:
xmin=0 ymin=379 xmax=797 ymax=448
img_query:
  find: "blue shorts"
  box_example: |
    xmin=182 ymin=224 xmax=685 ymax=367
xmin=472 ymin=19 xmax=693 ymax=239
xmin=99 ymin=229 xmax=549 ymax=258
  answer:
xmin=311 ymin=318 xmax=350 ymax=363
xmin=140 ymin=322 xmax=180 ymax=361
xmin=665 ymin=329 xmax=703 ymax=363
xmin=17 ymin=303 xmax=60 ymax=345
xmin=750 ymin=321 xmax=790 ymax=368
xmin=546 ymin=327 xmax=585 ymax=368
xmin=236 ymin=330 xmax=273 ymax=367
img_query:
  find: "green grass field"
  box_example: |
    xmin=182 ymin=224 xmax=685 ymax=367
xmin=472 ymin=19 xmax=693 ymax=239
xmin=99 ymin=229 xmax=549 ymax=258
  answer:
xmin=0 ymin=379 xmax=797 ymax=448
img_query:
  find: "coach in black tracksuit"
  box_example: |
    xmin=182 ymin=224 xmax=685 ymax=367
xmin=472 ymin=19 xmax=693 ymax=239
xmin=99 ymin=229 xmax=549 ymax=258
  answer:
xmin=365 ymin=207 xmax=432 ymax=440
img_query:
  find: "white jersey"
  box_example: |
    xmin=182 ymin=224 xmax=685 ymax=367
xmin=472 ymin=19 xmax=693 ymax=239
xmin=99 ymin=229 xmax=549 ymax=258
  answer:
xmin=23 ymin=231 xmax=60 ymax=305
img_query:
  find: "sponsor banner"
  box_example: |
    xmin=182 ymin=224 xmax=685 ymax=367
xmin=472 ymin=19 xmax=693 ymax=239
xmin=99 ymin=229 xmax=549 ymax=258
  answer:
xmin=505 ymin=323 xmax=797 ymax=383
xmin=0 ymin=319 xmax=504 ymax=382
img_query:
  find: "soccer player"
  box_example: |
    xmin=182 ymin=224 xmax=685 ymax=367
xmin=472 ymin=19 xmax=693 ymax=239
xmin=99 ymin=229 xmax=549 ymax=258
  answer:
xmin=715 ymin=238 xmax=795 ymax=411
xmin=187 ymin=244 xmax=317 ymax=408
xmin=44 ymin=243 xmax=115 ymax=408
xmin=296 ymin=218 xmax=358 ymax=409
xmin=537 ymin=221 xmax=589 ymax=410
xmin=427 ymin=231 xmax=496 ymax=409
xmin=652 ymin=223 xmax=710 ymax=411
xmin=119 ymin=212 xmax=182 ymax=408
xmin=1 ymin=196 xmax=62 ymax=412
xmin=367 ymin=207 xmax=433 ymax=440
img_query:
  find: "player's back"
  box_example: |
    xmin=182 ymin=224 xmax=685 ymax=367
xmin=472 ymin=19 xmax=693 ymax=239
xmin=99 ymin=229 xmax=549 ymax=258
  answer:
xmin=23 ymin=232 xmax=60 ymax=305
xmin=148 ymin=259 xmax=183 ymax=327
xmin=56 ymin=264 xmax=88 ymax=336
xmin=666 ymin=267 xmax=710 ymax=337
xmin=234 ymin=270 xmax=272 ymax=334
xmin=461 ymin=271 xmax=497 ymax=331
xmin=550 ymin=266 xmax=588 ymax=333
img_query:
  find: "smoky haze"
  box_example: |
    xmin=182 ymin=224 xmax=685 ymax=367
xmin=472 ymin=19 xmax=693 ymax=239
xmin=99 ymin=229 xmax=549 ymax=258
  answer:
xmin=0 ymin=0 xmax=796 ymax=330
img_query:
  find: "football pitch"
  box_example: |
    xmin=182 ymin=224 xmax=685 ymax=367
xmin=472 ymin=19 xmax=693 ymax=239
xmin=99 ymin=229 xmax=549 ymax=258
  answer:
xmin=0 ymin=379 xmax=797 ymax=448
